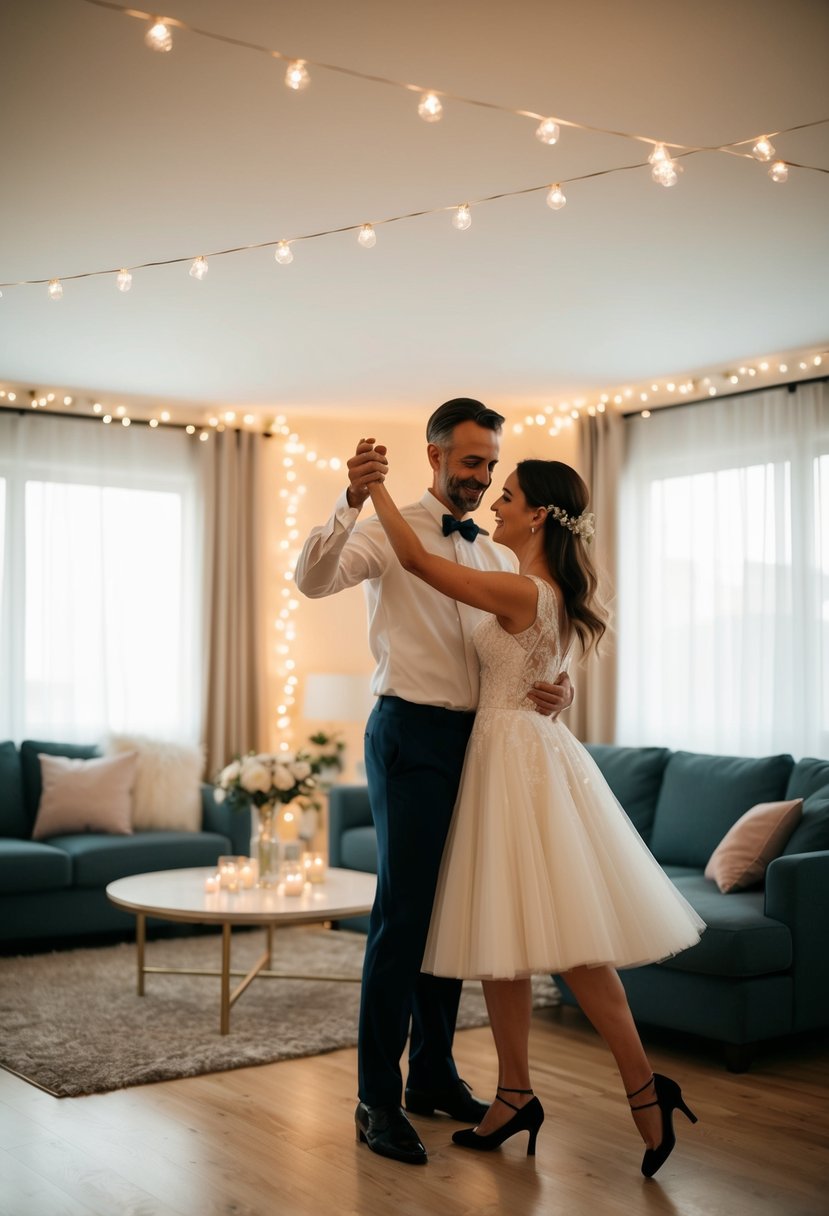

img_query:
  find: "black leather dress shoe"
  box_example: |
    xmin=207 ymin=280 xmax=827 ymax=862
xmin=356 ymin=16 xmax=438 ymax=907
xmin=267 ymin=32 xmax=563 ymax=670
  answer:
xmin=355 ymin=1102 xmax=428 ymax=1165
xmin=405 ymin=1078 xmax=489 ymax=1122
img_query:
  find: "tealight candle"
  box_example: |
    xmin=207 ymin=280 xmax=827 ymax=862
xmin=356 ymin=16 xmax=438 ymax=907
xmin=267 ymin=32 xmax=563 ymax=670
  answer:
xmin=218 ymin=856 xmax=243 ymax=891
xmin=239 ymin=860 xmax=258 ymax=889
xmin=204 ymin=873 xmax=220 ymax=894
xmin=281 ymin=862 xmax=305 ymax=897
xmin=303 ymin=852 xmax=326 ymax=884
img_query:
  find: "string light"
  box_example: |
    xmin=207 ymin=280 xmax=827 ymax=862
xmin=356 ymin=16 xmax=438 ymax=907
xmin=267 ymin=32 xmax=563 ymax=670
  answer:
xmin=116 ymin=269 xmax=132 ymax=292
xmin=546 ymin=183 xmax=566 ymax=210
xmin=357 ymin=224 xmax=376 ymax=248
xmin=274 ymin=241 xmax=293 ymax=265
xmin=535 ymin=118 xmax=560 ymax=145
xmin=189 ymin=255 xmax=208 ymax=279
xmin=452 ymin=204 xmax=472 ymax=230
xmin=418 ymin=92 xmax=443 ymax=122
xmin=48 ymin=279 xmax=63 ymax=300
xmin=649 ymin=143 xmax=681 ymax=187
xmin=285 ymin=60 xmax=310 ymax=91
xmin=769 ymin=161 xmax=789 ymax=182
xmin=144 ymin=20 xmax=173 ymax=53
xmin=752 ymin=137 xmax=775 ymax=162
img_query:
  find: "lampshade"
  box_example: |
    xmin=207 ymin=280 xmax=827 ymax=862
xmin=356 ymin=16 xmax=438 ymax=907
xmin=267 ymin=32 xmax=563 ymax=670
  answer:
xmin=302 ymin=673 xmax=374 ymax=724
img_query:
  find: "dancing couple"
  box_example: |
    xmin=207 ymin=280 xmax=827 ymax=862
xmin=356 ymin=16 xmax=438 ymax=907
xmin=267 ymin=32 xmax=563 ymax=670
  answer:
xmin=297 ymin=398 xmax=703 ymax=1178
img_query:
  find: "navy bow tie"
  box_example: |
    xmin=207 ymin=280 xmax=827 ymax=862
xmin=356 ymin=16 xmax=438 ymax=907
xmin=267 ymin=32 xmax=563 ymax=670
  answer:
xmin=442 ymin=514 xmax=481 ymax=543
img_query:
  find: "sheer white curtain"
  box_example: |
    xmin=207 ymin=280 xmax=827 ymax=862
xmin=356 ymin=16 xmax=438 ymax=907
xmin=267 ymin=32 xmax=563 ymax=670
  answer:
xmin=0 ymin=414 xmax=205 ymax=744
xmin=616 ymin=382 xmax=829 ymax=758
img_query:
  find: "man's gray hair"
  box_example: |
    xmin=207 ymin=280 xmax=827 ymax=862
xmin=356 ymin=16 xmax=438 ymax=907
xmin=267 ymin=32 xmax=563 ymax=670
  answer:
xmin=426 ymin=398 xmax=506 ymax=448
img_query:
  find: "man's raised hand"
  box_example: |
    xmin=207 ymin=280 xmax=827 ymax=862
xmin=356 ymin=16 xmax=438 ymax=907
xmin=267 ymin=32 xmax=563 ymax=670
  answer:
xmin=346 ymin=438 xmax=388 ymax=509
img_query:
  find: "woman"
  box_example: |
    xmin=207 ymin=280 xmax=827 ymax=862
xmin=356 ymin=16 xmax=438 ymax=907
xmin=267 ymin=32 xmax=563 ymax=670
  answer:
xmin=366 ymin=457 xmax=704 ymax=1177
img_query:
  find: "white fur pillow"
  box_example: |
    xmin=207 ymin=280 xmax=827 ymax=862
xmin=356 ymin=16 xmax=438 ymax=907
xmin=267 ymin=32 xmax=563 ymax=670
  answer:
xmin=105 ymin=734 xmax=204 ymax=832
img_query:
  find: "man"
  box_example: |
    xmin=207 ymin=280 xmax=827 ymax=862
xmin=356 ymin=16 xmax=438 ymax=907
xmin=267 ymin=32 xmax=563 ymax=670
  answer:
xmin=296 ymin=399 xmax=571 ymax=1165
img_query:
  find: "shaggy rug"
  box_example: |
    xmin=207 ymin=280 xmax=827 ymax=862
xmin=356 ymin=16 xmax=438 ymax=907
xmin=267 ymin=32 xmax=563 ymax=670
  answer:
xmin=0 ymin=928 xmax=560 ymax=1098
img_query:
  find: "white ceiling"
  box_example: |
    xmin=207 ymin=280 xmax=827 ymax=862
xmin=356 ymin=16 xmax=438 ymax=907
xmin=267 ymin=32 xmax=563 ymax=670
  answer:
xmin=2 ymin=0 xmax=828 ymax=421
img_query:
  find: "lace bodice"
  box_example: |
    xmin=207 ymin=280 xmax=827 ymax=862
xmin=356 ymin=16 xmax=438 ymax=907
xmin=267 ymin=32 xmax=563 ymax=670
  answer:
xmin=474 ymin=576 xmax=570 ymax=711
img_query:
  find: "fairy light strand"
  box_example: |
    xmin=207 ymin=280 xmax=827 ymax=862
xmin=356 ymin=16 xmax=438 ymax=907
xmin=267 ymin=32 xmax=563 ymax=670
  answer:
xmin=78 ymin=0 xmax=829 ymax=163
xmin=6 ymin=140 xmax=827 ymax=294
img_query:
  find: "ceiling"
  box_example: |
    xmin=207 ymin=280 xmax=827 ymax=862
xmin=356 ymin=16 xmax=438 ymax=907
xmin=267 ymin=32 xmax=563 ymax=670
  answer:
xmin=2 ymin=0 xmax=828 ymax=423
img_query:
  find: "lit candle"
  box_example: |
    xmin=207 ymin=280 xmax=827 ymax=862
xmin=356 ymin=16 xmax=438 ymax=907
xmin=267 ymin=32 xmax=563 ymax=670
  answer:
xmin=304 ymin=853 xmax=326 ymax=884
xmin=219 ymin=859 xmax=239 ymax=891
xmin=282 ymin=862 xmax=305 ymax=896
xmin=240 ymin=860 xmax=258 ymax=889
xmin=204 ymin=873 xmax=220 ymax=894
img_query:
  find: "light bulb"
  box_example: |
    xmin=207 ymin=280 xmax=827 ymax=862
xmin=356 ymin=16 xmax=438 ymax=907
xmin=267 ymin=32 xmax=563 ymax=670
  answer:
xmin=535 ymin=118 xmax=560 ymax=146
xmin=546 ymin=183 xmax=566 ymax=210
xmin=48 ymin=279 xmax=63 ymax=300
xmin=274 ymin=241 xmax=294 ymax=265
xmin=285 ymin=60 xmax=310 ymax=91
xmin=452 ymin=204 xmax=471 ymax=231
xmin=145 ymin=20 xmax=173 ymax=53
xmin=769 ymin=161 xmax=788 ymax=183
xmin=752 ymin=137 xmax=775 ymax=162
xmin=649 ymin=144 xmax=681 ymax=186
xmin=418 ymin=92 xmax=443 ymax=122
xmin=189 ymin=256 xmax=208 ymax=279
xmin=358 ymin=224 xmax=376 ymax=248
xmin=116 ymin=269 xmax=132 ymax=292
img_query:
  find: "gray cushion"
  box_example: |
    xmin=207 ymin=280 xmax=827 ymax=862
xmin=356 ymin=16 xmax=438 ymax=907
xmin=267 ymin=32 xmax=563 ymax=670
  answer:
xmin=0 ymin=740 xmax=28 ymax=839
xmin=584 ymin=745 xmax=671 ymax=841
xmin=649 ymin=751 xmax=794 ymax=867
xmin=53 ymin=832 xmax=230 ymax=887
xmin=782 ymin=792 xmax=829 ymax=856
xmin=657 ymin=873 xmax=792 ymax=977
xmin=0 ymin=839 xmax=73 ymax=893
xmin=340 ymin=827 xmax=378 ymax=874
xmin=786 ymin=757 xmax=829 ymax=801
xmin=20 ymin=740 xmax=99 ymax=827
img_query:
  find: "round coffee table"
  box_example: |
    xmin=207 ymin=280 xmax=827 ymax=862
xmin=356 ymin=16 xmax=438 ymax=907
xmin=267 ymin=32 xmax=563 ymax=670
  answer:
xmin=107 ymin=866 xmax=376 ymax=1034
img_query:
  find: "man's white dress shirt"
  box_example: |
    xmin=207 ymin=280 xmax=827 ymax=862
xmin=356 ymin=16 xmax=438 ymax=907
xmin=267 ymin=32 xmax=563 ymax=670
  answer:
xmin=295 ymin=489 xmax=517 ymax=711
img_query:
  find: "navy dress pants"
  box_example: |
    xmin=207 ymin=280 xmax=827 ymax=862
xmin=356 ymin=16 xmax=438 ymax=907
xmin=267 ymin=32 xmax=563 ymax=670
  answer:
xmin=358 ymin=695 xmax=475 ymax=1107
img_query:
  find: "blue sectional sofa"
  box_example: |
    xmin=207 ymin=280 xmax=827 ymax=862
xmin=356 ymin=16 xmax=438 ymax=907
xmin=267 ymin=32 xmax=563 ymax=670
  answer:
xmin=0 ymin=739 xmax=251 ymax=945
xmin=328 ymin=746 xmax=829 ymax=1070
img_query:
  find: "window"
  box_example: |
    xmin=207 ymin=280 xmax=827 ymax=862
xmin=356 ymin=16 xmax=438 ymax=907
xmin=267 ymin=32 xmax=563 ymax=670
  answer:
xmin=616 ymin=383 xmax=828 ymax=758
xmin=0 ymin=415 xmax=204 ymax=744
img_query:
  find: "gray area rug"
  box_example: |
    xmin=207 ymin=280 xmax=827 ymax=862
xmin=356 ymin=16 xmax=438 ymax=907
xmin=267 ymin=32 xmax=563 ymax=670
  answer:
xmin=0 ymin=928 xmax=560 ymax=1098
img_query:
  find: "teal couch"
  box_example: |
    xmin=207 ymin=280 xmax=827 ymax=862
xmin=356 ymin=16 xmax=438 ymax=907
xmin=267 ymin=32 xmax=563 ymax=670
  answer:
xmin=0 ymin=739 xmax=251 ymax=945
xmin=328 ymin=747 xmax=829 ymax=1070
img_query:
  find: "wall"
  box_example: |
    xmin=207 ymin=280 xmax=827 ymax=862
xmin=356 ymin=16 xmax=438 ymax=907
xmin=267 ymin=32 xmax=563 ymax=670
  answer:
xmin=261 ymin=410 xmax=579 ymax=776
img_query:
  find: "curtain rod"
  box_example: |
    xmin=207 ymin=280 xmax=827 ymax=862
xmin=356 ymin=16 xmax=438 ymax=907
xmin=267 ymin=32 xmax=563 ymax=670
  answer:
xmin=621 ymin=373 xmax=828 ymax=418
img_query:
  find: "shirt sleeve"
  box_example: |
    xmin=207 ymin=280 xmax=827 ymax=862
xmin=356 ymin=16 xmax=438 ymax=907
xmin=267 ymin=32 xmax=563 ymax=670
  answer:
xmin=295 ymin=489 xmax=387 ymax=598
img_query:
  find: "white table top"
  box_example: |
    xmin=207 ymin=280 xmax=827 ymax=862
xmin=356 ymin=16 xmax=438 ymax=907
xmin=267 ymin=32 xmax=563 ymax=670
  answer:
xmin=106 ymin=866 xmax=376 ymax=926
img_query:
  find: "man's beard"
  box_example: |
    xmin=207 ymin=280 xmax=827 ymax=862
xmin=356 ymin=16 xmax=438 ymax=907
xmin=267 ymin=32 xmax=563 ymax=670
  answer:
xmin=444 ymin=474 xmax=487 ymax=515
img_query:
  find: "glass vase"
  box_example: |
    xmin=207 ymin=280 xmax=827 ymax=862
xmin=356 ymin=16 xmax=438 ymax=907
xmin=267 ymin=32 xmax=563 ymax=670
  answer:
xmin=253 ymin=804 xmax=281 ymax=888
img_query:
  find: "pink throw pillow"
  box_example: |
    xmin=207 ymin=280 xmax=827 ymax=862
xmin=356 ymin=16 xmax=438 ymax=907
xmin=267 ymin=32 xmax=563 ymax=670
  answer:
xmin=32 ymin=752 xmax=138 ymax=840
xmin=704 ymin=799 xmax=803 ymax=893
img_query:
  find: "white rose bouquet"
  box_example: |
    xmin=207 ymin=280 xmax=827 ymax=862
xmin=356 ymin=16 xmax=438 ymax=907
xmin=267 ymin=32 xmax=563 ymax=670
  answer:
xmin=214 ymin=752 xmax=316 ymax=812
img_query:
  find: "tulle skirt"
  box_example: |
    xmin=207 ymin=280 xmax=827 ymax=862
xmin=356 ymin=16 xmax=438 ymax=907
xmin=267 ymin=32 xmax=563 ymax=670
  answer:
xmin=422 ymin=711 xmax=705 ymax=980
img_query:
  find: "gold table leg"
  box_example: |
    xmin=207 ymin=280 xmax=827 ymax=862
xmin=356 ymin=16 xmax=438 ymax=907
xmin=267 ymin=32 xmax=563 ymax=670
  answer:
xmin=220 ymin=923 xmax=232 ymax=1035
xmin=136 ymin=912 xmax=146 ymax=996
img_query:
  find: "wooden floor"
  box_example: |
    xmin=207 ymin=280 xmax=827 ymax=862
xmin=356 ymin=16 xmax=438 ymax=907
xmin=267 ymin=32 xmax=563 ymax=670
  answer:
xmin=1 ymin=1005 xmax=827 ymax=1216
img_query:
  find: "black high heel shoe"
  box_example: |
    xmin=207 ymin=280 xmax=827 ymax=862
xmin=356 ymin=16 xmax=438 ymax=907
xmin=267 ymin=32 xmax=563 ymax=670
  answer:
xmin=627 ymin=1073 xmax=698 ymax=1178
xmin=452 ymin=1086 xmax=545 ymax=1156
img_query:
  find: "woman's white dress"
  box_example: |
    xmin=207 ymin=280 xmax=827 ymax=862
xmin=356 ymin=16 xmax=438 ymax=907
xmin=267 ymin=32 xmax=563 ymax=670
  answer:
xmin=422 ymin=576 xmax=705 ymax=980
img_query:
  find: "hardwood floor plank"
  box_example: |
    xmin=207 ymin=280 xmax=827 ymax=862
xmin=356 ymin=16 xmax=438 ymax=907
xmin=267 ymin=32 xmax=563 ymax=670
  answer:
xmin=1 ymin=1006 xmax=826 ymax=1216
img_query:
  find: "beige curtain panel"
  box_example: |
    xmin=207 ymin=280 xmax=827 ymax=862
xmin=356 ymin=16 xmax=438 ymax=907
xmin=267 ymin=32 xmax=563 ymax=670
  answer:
xmin=201 ymin=429 xmax=269 ymax=776
xmin=571 ymin=410 xmax=623 ymax=744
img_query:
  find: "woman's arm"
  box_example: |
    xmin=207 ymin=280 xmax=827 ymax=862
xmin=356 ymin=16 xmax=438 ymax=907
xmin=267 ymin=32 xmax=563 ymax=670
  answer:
xmin=367 ymin=479 xmax=537 ymax=632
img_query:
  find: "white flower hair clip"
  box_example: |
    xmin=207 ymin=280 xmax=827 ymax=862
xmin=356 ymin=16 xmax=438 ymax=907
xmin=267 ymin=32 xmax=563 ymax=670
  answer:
xmin=546 ymin=503 xmax=595 ymax=542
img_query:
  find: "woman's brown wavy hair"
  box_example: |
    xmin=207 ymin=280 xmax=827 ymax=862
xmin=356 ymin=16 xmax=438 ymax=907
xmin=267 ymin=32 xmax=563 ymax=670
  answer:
xmin=516 ymin=459 xmax=608 ymax=657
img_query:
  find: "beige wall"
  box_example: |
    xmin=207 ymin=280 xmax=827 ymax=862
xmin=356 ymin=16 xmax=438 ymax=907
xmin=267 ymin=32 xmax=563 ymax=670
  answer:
xmin=262 ymin=411 xmax=578 ymax=776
